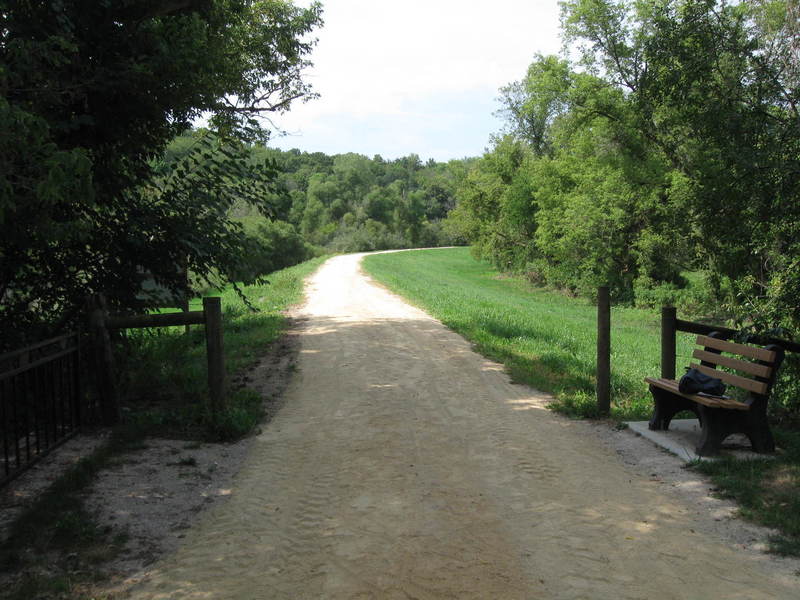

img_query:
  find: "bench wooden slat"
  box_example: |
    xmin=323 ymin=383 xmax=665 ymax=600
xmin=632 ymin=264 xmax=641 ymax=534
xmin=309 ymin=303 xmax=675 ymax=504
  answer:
xmin=645 ymin=376 xmax=725 ymax=407
xmin=692 ymin=349 xmax=773 ymax=378
xmin=711 ymin=398 xmax=752 ymax=410
xmin=645 ymin=377 xmax=750 ymax=410
xmin=688 ymin=363 xmax=769 ymax=395
xmin=696 ymin=335 xmax=777 ymax=363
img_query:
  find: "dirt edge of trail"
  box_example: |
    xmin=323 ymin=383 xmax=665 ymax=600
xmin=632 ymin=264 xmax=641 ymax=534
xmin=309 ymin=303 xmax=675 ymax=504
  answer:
xmin=0 ymin=315 xmax=306 ymax=596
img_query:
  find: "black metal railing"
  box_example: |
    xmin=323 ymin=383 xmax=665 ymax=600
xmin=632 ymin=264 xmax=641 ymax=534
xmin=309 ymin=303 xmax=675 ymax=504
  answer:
xmin=0 ymin=333 xmax=82 ymax=486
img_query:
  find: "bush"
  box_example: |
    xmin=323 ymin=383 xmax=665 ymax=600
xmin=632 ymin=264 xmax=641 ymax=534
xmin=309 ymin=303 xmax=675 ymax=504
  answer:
xmin=633 ymin=271 xmax=729 ymax=317
xmin=233 ymin=218 xmax=316 ymax=281
xmin=771 ymin=356 xmax=800 ymax=427
xmin=328 ymin=220 xmax=407 ymax=253
xmin=417 ymin=220 xmax=464 ymax=248
xmin=633 ymin=276 xmax=689 ymax=308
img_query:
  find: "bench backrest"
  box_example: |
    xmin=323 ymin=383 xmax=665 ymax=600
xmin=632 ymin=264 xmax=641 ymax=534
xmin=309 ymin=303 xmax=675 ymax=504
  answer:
xmin=689 ymin=334 xmax=785 ymax=399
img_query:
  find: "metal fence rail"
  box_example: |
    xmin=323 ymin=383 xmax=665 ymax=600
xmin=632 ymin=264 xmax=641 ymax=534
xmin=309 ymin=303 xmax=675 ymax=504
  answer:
xmin=0 ymin=333 xmax=82 ymax=486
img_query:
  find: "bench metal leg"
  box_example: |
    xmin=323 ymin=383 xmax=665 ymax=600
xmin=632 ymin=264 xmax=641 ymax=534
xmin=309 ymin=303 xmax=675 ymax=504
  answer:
xmin=648 ymin=385 xmax=701 ymax=431
xmin=648 ymin=386 xmax=776 ymax=456
xmin=695 ymin=405 xmax=775 ymax=456
xmin=745 ymin=408 xmax=775 ymax=454
xmin=696 ymin=406 xmax=727 ymax=456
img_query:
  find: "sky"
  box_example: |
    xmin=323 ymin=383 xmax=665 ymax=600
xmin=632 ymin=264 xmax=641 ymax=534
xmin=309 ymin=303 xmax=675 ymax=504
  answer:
xmin=269 ymin=0 xmax=564 ymax=162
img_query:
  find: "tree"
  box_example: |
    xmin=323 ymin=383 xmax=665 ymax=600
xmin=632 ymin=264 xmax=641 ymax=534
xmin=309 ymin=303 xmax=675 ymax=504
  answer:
xmin=454 ymin=1 xmax=798 ymax=313
xmin=0 ymin=1 xmax=322 ymax=345
xmin=447 ymin=136 xmax=538 ymax=273
xmin=496 ymin=54 xmax=573 ymax=155
xmin=452 ymin=45 xmax=700 ymax=300
xmin=261 ymin=148 xmax=464 ymax=253
xmin=561 ymin=0 xmax=800 ymax=310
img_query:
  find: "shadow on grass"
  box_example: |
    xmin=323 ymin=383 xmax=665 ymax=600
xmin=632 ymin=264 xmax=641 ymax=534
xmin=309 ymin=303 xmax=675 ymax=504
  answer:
xmin=444 ymin=312 xmax=653 ymax=421
xmin=114 ymin=308 xmax=286 ymax=442
xmin=692 ymin=432 xmax=800 ymax=557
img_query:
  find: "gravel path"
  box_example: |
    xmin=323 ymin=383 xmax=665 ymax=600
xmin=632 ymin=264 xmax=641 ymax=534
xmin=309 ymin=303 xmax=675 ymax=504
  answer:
xmin=125 ymin=253 xmax=798 ymax=599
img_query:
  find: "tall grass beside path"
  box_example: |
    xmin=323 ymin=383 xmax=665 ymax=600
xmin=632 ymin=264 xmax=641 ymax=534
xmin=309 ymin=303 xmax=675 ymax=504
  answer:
xmin=363 ymin=247 xmax=693 ymax=421
xmin=119 ymin=255 xmax=330 ymax=440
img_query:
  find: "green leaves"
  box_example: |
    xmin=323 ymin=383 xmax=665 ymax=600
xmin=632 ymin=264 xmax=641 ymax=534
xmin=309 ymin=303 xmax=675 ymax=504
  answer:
xmin=453 ymin=0 xmax=800 ymax=332
xmin=496 ymin=54 xmax=574 ymax=155
xmin=0 ymin=1 xmax=322 ymax=345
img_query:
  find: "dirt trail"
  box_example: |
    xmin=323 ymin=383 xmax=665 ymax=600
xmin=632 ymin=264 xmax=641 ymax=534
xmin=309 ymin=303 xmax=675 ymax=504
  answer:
xmin=126 ymin=253 xmax=798 ymax=599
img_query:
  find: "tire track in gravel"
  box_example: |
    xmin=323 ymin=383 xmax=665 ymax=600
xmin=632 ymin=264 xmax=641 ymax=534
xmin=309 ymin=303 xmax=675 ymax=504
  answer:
xmin=125 ymin=252 xmax=798 ymax=599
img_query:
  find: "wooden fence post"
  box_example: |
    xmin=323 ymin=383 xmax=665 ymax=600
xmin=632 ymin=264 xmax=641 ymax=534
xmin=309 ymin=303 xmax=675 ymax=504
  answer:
xmin=87 ymin=296 xmax=120 ymax=425
xmin=181 ymin=260 xmax=191 ymax=334
xmin=597 ymin=286 xmax=611 ymax=415
xmin=181 ymin=296 xmax=191 ymax=335
xmin=661 ymin=306 xmax=677 ymax=380
xmin=203 ymin=297 xmax=225 ymax=415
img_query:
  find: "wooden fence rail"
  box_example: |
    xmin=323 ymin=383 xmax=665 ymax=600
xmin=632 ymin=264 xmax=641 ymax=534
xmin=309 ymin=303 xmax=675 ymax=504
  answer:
xmin=595 ymin=301 xmax=799 ymax=415
xmin=107 ymin=310 xmax=205 ymax=329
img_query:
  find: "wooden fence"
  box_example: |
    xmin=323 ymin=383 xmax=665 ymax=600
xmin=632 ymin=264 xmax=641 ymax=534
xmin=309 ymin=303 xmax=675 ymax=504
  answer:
xmin=596 ymin=286 xmax=611 ymax=414
xmin=89 ymin=296 xmax=225 ymax=425
xmin=594 ymin=299 xmax=800 ymax=415
xmin=0 ymin=297 xmax=226 ymax=487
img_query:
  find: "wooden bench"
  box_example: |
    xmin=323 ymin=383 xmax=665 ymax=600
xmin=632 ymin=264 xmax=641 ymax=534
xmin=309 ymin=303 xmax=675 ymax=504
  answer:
xmin=645 ymin=333 xmax=785 ymax=456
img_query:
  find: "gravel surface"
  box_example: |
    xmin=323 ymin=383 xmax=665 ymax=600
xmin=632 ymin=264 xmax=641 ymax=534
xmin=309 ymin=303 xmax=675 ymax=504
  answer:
xmin=118 ymin=253 xmax=800 ymax=599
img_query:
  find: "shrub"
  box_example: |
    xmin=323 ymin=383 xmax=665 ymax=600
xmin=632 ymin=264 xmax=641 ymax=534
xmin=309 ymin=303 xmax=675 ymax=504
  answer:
xmin=233 ymin=218 xmax=316 ymax=281
xmin=328 ymin=220 xmax=406 ymax=253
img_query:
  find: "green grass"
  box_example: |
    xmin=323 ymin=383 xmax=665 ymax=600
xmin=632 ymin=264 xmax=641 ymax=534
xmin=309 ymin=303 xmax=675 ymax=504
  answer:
xmin=692 ymin=428 xmax=800 ymax=556
xmin=119 ymin=255 xmax=329 ymax=441
xmin=364 ymin=247 xmax=696 ymax=421
xmin=364 ymin=247 xmax=800 ymax=556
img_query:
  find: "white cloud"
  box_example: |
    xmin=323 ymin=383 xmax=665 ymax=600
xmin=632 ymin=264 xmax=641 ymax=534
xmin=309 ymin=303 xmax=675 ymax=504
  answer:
xmin=271 ymin=0 xmax=563 ymax=160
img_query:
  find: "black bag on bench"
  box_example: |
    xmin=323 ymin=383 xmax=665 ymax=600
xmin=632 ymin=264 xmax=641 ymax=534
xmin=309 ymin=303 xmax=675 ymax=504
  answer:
xmin=678 ymin=368 xmax=726 ymax=396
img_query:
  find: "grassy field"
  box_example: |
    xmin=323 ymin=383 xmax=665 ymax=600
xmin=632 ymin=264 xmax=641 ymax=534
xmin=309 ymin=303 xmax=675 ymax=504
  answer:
xmin=364 ymin=247 xmax=696 ymax=421
xmin=363 ymin=247 xmax=800 ymax=556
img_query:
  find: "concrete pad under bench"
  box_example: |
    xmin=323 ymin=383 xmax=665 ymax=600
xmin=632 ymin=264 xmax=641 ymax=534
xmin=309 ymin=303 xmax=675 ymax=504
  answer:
xmin=625 ymin=419 xmax=779 ymax=462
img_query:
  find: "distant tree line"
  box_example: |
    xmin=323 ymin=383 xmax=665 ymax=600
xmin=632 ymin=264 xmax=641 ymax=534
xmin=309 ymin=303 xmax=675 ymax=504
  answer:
xmin=446 ymin=0 xmax=800 ymax=336
xmin=271 ymin=148 xmax=466 ymax=253
xmin=156 ymin=133 xmax=468 ymax=285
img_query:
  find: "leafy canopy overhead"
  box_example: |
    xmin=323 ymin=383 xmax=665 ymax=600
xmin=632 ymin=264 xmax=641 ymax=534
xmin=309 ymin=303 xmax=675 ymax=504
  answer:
xmin=0 ymin=1 xmax=323 ymax=344
xmin=2 ymin=0 xmax=322 ymax=192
